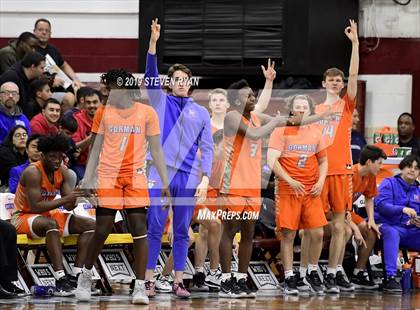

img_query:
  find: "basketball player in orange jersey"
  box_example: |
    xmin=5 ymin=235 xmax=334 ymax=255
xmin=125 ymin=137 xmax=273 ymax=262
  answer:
xmin=314 ymin=19 xmax=359 ymax=293
xmin=75 ymin=69 xmax=170 ymax=305
xmin=267 ymin=94 xmax=328 ymax=295
xmin=218 ymin=79 xmax=334 ymax=298
xmin=192 ymin=63 xmax=277 ymax=292
xmin=12 ymin=134 xmax=95 ymax=296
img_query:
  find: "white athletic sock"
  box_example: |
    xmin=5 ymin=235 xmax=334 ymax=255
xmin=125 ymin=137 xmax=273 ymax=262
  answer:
xmin=285 ymin=270 xmax=294 ymax=279
xmin=221 ymin=273 xmax=231 ymax=282
xmin=195 ymin=266 xmax=204 ymax=274
xmin=336 ymin=265 xmax=344 ymax=273
xmin=55 ymin=270 xmax=66 ymax=280
xmin=73 ymin=266 xmax=82 ymax=275
xmin=308 ymin=264 xmax=318 ymax=273
xmin=353 ymin=268 xmax=363 ymax=276
xmin=235 ymin=273 xmax=247 ymax=281
xmin=299 ymin=266 xmax=307 ymax=276
xmin=327 ymin=267 xmax=337 ymax=276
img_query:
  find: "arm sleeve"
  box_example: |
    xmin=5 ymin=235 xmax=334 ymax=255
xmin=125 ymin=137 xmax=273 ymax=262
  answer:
xmin=8 ymin=167 xmax=20 ymax=194
xmin=375 ymin=179 xmax=405 ymax=217
xmin=198 ymin=109 xmax=213 ymax=177
xmin=145 ymin=52 xmax=165 ymax=108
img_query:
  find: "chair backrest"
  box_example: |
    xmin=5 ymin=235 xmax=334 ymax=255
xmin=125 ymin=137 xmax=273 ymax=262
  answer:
xmin=0 ymin=193 xmax=16 ymax=220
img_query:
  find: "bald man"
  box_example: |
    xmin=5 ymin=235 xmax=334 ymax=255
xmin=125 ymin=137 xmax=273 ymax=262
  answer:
xmin=0 ymin=82 xmax=31 ymax=143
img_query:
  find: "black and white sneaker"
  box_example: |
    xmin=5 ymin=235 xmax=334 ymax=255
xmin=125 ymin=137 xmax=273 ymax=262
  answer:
xmin=55 ymin=275 xmax=76 ymax=296
xmin=383 ymin=276 xmax=402 ymax=293
xmin=191 ymin=272 xmax=209 ymax=292
xmin=1 ymin=282 xmax=27 ymax=296
xmin=323 ymin=273 xmax=339 ymax=294
xmin=351 ymin=271 xmax=379 ymax=290
xmin=205 ymin=268 xmax=221 ymax=291
xmin=295 ymin=272 xmax=310 ymax=292
xmin=336 ymin=271 xmax=355 ymax=292
xmin=236 ymin=278 xmax=256 ymax=298
xmin=284 ymin=276 xmax=299 ymax=295
xmin=218 ymin=276 xmax=244 ymax=298
xmin=304 ymin=270 xmax=325 ymax=294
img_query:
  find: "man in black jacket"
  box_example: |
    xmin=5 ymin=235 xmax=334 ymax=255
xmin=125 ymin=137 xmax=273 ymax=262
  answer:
xmin=0 ymin=52 xmax=45 ymax=116
xmin=397 ymin=112 xmax=420 ymax=157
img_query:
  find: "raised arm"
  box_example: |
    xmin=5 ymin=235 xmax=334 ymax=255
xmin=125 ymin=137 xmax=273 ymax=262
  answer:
xmin=145 ymin=18 xmax=165 ymax=106
xmin=345 ymin=19 xmax=359 ymax=101
xmin=224 ymin=111 xmax=288 ymax=140
xmin=254 ymin=58 xmax=276 ymax=114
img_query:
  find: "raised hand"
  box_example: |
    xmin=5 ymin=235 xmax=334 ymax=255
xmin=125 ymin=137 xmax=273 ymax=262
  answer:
xmin=150 ymin=18 xmax=161 ymax=43
xmin=345 ymin=19 xmax=358 ymax=44
xmin=261 ymin=58 xmax=276 ymax=82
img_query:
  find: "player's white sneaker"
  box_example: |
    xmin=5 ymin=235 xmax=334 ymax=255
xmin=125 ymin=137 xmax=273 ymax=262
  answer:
xmin=75 ymin=268 xmax=93 ymax=301
xmin=132 ymin=279 xmax=149 ymax=305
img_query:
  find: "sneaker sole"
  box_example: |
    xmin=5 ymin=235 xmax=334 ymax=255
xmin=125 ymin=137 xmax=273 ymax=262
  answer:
xmin=190 ymin=286 xmax=209 ymax=292
xmin=352 ymin=283 xmax=379 ymax=290
xmin=338 ymin=286 xmax=355 ymax=292
xmin=205 ymin=281 xmax=221 ymax=289
xmin=325 ymin=287 xmax=340 ymax=294
xmin=383 ymin=288 xmax=402 ymax=293
xmin=55 ymin=290 xmax=75 ymax=297
xmin=132 ymin=297 xmax=149 ymax=305
xmin=156 ymin=288 xmax=173 ymax=293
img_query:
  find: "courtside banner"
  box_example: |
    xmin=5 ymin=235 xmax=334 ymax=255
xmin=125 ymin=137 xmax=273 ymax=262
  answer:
xmin=28 ymin=264 xmax=56 ymax=286
xmin=62 ymin=249 xmax=101 ymax=280
xmin=248 ymin=261 xmax=280 ymax=290
xmin=98 ymin=250 xmax=135 ymax=282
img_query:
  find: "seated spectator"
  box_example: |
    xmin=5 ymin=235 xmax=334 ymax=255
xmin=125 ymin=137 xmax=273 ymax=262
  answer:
xmin=26 ymin=77 xmax=52 ymax=120
xmin=351 ymin=109 xmax=366 ymax=164
xmin=374 ymin=154 xmax=420 ymax=292
xmin=0 ymin=219 xmax=25 ymax=298
xmin=0 ymin=32 xmax=39 ymax=75
xmin=72 ymin=88 xmax=101 ymax=179
xmin=397 ymin=112 xmax=420 ymax=156
xmin=349 ymin=145 xmax=387 ymax=290
xmin=0 ymin=125 xmax=28 ymax=190
xmin=8 ymin=134 xmax=41 ymax=193
xmin=58 ymin=116 xmax=79 ymax=169
xmin=11 ymin=134 xmax=95 ymax=296
xmin=30 ymin=98 xmax=60 ymax=135
xmin=63 ymin=86 xmax=91 ymax=118
xmin=0 ymin=82 xmax=31 ymax=142
xmin=0 ymin=52 xmax=45 ymax=116
xmin=33 ymin=18 xmax=79 ymax=109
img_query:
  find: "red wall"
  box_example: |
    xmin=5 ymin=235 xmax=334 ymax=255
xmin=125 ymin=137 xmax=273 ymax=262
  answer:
xmin=0 ymin=37 xmax=138 ymax=72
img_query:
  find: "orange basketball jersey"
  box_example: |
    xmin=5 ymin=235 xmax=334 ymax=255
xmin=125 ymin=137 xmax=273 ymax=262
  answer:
xmin=93 ymin=102 xmax=160 ymax=178
xmin=220 ymin=112 xmax=261 ymax=197
xmin=315 ymin=93 xmax=355 ymax=175
xmin=269 ymin=125 xmax=326 ymax=195
xmin=14 ymin=161 xmax=63 ymax=215
xmin=352 ymin=163 xmax=378 ymax=202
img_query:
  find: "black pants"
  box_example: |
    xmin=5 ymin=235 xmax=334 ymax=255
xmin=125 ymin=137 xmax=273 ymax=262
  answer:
xmin=0 ymin=220 xmax=17 ymax=283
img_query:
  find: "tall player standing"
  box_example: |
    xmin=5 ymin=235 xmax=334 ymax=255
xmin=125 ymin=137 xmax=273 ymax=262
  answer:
xmin=75 ymin=69 xmax=171 ymax=305
xmin=315 ymin=19 xmax=359 ymax=293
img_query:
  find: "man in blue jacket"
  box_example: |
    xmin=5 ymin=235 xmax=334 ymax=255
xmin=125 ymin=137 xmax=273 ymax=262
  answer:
xmin=374 ymin=154 xmax=420 ymax=292
xmin=0 ymin=82 xmax=31 ymax=143
xmin=144 ymin=18 xmax=213 ymax=298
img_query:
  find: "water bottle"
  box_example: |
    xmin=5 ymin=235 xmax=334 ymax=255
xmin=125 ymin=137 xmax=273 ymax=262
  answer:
xmin=401 ymin=263 xmax=412 ymax=293
xmin=30 ymin=285 xmax=56 ymax=296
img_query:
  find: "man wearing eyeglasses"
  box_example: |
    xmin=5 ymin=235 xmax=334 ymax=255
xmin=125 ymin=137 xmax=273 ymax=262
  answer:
xmin=0 ymin=82 xmax=31 ymax=143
